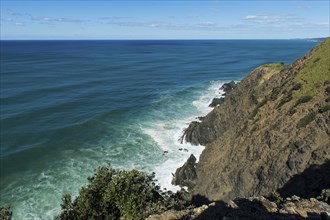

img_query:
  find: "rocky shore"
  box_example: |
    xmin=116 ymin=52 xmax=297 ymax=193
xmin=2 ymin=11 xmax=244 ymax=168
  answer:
xmin=148 ymin=194 xmax=330 ymax=220
xmin=166 ymin=39 xmax=330 ymax=219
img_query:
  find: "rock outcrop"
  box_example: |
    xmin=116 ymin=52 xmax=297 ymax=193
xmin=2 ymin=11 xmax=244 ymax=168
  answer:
xmin=176 ymin=39 xmax=330 ymax=202
xmin=147 ymin=195 xmax=330 ymax=220
xmin=172 ymin=154 xmax=197 ymax=190
xmin=220 ymin=80 xmax=237 ymax=95
xmin=209 ymin=98 xmax=225 ymax=107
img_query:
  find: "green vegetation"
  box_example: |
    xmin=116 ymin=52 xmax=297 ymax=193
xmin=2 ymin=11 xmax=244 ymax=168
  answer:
xmin=319 ymin=105 xmax=330 ymax=113
xmin=0 ymin=205 xmax=12 ymax=220
xmin=296 ymin=112 xmax=317 ymax=128
xmin=294 ymin=95 xmax=313 ymax=106
xmin=269 ymin=191 xmax=284 ymax=205
xmin=277 ymin=92 xmax=293 ymax=108
xmin=250 ymin=98 xmax=268 ymax=119
xmin=317 ymin=189 xmax=330 ymax=204
xmin=237 ymin=121 xmax=248 ymax=136
xmin=262 ymin=62 xmax=285 ymax=71
xmin=55 ymin=166 xmax=188 ymax=220
xmin=289 ymin=95 xmax=313 ymax=115
xmin=293 ymin=38 xmax=330 ymax=98
xmin=250 ymin=91 xmax=258 ymax=105
xmin=289 ymin=107 xmax=297 ymax=115
xmin=270 ymin=87 xmax=281 ymax=100
xmin=292 ymin=83 xmax=302 ymax=91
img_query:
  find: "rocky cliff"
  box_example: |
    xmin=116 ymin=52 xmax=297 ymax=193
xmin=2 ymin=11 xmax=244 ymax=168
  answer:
xmin=175 ymin=39 xmax=330 ymax=202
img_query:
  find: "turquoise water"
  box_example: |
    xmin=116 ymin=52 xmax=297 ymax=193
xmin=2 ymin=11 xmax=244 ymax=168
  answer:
xmin=0 ymin=40 xmax=319 ymax=219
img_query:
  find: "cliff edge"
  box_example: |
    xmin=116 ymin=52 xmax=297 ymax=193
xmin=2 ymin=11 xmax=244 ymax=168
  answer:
xmin=176 ymin=39 xmax=330 ymax=202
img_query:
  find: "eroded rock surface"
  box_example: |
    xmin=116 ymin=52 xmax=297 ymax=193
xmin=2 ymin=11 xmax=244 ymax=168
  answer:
xmin=176 ymin=39 xmax=330 ymax=202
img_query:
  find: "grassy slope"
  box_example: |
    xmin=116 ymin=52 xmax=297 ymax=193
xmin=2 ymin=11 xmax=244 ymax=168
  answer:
xmin=293 ymin=38 xmax=330 ymax=98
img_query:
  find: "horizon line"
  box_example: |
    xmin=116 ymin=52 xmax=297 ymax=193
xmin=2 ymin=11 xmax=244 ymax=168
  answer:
xmin=1 ymin=37 xmax=329 ymax=41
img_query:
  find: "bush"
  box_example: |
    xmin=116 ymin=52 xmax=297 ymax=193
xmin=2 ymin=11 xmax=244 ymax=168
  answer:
xmin=294 ymin=95 xmax=313 ymax=107
xmin=292 ymin=83 xmax=302 ymax=91
xmin=250 ymin=98 xmax=268 ymax=119
xmin=297 ymin=112 xmax=317 ymax=128
xmin=55 ymin=166 xmax=188 ymax=220
xmin=289 ymin=107 xmax=297 ymax=115
xmin=317 ymin=189 xmax=330 ymax=204
xmin=319 ymin=105 xmax=330 ymax=113
xmin=270 ymin=87 xmax=281 ymax=100
xmin=0 ymin=205 xmax=12 ymax=220
xmin=269 ymin=191 xmax=283 ymax=205
xmin=277 ymin=92 xmax=293 ymax=108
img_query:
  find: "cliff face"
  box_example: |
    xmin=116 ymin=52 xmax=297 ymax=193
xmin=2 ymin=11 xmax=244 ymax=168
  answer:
xmin=179 ymin=39 xmax=330 ymax=201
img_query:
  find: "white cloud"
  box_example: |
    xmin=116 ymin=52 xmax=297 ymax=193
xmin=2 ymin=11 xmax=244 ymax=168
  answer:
xmin=242 ymin=14 xmax=298 ymax=24
xmin=242 ymin=14 xmax=329 ymax=31
xmin=30 ymin=15 xmax=88 ymax=24
xmin=100 ymin=16 xmax=131 ymax=20
xmin=185 ymin=15 xmax=201 ymax=19
xmin=15 ymin=22 xmax=25 ymax=26
xmin=106 ymin=19 xmax=248 ymax=32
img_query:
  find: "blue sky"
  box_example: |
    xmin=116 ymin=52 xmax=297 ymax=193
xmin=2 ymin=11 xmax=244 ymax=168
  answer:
xmin=1 ymin=1 xmax=329 ymax=40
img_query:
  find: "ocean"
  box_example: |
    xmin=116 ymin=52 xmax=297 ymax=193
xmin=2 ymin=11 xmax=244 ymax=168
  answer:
xmin=0 ymin=39 xmax=319 ymax=219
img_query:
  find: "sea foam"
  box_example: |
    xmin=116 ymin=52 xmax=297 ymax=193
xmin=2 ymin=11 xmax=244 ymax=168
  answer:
xmin=142 ymin=80 xmax=226 ymax=191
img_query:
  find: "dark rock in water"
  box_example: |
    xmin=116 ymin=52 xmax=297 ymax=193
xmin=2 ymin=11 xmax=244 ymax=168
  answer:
xmin=197 ymin=116 xmax=205 ymax=121
xmin=208 ymin=97 xmax=225 ymax=107
xmin=172 ymin=154 xmax=197 ymax=189
xmin=180 ymin=121 xmax=200 ymax=144
xmin=220 ymin=80 xmax=236 ymax=94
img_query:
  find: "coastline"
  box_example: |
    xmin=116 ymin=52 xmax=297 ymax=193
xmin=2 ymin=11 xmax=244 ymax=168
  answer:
xmin=1 ymin=39 xmax=324 ymax=219
xmin=145 ymin=80 xmax=228 ymax=192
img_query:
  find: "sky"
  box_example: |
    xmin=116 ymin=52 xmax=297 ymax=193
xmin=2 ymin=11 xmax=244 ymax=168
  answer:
xmin=0 ymin=0 xmax=329 ymax=40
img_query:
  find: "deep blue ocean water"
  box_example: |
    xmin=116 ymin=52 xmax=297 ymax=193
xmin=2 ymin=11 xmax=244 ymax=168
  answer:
xmin=0 ymin=39 xmax=319 ymax=219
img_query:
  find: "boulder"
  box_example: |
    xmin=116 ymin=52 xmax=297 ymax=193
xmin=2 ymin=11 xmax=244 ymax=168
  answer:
xmin=172 ymin=154 xmax=197 ymax=189
xmin=220 ymin=80 xmax=236 ymax=94
xmin=209 ymin=98 xmax=225 ymax=107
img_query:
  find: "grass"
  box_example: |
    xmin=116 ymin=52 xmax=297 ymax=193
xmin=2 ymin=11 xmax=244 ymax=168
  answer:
xmin=293 ymin=38 xmax=330 ymax=98
xmin=262 ymin=63 xmax=286 ymax=71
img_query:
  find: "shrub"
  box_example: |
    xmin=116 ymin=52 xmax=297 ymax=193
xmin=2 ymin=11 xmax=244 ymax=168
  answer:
xmin=325 ymin=86 xmax=330 ymax=95
xmin=277 ymin=92 xmax=293 ymax=108
xmin=317 ymin=189 xmax=330 ymax=204
xmin=55 ymin=166 xmax=188 ymax=220
xmin=297 ymin=112 xmax=317 ymax=128
xmin=294 ymin=95 xmax=313 ymax=107
xmin=292 ymin=83 xmax=302 ymax=91
xmin=270 ymin=87 xmax=281 ymax=100
xmin=319 ymin=105 xmax=330 ymax=113
xmin=269 ymin=191 xmax=283 ymax=205
xmin=250 ymin=98 xmax=268 ymax=119
xmin=0 ymin=205 xmax=12 ymax=220
xmin=289 ymin=107 xmax=297 ymax=115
